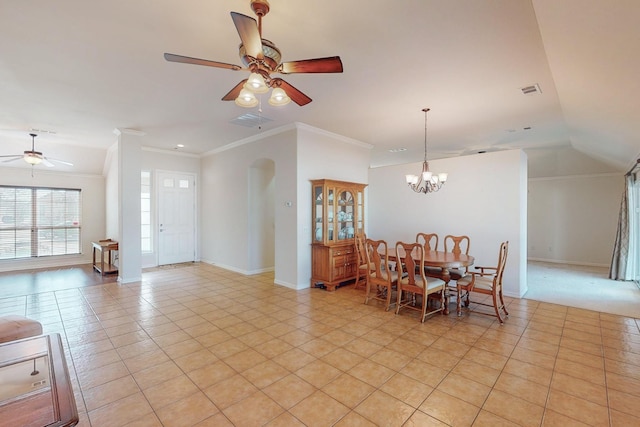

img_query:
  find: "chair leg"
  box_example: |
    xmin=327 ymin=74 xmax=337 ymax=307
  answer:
xmin=499 ymin=288 xmax=509 ymax=316
xmin=492 ymin=292 xmax=504 ymax=324
xmin=385 ymin=285 xmax=392 ymax=311
xmin=456 ymin=286 xmax=462 ymax=316
xmin=395 ymin=289 xmax=402 ymax=315
xmin=420 ymin=294 xmax=427 ymax=323
xmin=364 ymin=281 xmax=371 ymax=304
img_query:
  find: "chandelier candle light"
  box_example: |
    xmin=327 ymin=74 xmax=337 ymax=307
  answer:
xmin=406 ymin=108 xmax=448 ymax=193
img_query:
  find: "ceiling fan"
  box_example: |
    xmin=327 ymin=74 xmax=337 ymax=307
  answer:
xmin=0 ymin=133 xmax=73 ymax=167
xmin=164 ymin=0 xmax=343 ymax=107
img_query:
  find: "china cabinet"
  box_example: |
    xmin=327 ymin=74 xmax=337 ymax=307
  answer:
xmin=310 ymin=179 xmax=366 ymax=291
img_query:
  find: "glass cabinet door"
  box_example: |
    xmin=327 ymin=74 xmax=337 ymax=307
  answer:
xmin=337 ymin=190 xmax=355 ymax=240
xmin=313 ymin=185 xmax=323 ymax=242
xmin=356 ymin=189 xmax=364 ymax=235
xmin=328 ymin=188 xmax=334 ymax=242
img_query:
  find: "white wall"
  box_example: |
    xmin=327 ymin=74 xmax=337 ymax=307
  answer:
xmin=368 ymin=149 xmax=528 ymax=297
xmin=200 ymin=123 xmax=371 ymax=289
xmin=141 ymin=148 xmax=201 ymax=268
xmin=296 ymin=124 xmax=371 ymax=286
xmin=528 ymin=173 xmax=623 ymax=266
xmin=104 ymin=144 xmax=119 ymax=240
xmin=0 ymin=167 xmax=105 ymax=271
xmin=200 ymin=126 xmax=298 ymax=286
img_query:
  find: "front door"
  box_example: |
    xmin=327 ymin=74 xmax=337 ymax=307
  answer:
xmin=157 ymin=172 xmax=195 ymax=265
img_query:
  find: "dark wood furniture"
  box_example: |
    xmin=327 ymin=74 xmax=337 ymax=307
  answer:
xmin=0 ymin=333 xmax=78 ymax=427
xmin=92 ymin=239 xmax=118 ymax=276
xmin=310 ymin=179 xmax=367 ymax=291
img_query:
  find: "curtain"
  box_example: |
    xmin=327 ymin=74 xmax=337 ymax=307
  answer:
xmin=610 ymin=174 xmax=636 ymax=280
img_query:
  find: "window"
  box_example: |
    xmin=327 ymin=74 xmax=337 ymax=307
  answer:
xmin=0 ymin=186 xmax=81 ymax=259
xmin=141 ymin=171 xmax=152 ymax=253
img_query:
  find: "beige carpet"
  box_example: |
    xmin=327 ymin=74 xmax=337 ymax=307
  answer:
xmin=525 ymin=261 xmax=640 ymax=318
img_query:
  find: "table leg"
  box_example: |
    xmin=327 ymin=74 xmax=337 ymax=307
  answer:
xmin=441 ymin=269 xmax=450 ymax=315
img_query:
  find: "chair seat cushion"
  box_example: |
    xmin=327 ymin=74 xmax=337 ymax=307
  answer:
xmin=456 ymin=275 xmax=473 ymax=286
xmin=426 ymin=277 xmax=446 ymax=290
xmin=472 ymin=276 xmax=495 ymax=291
xmin=456 ymin=274 xmax=495 ymax=291
xmin=0 ymin=315 xmax=43 ymax=344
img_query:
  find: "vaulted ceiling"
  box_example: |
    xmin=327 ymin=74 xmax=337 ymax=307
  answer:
xmin=1 ymin=0 xmax=638 ymax=175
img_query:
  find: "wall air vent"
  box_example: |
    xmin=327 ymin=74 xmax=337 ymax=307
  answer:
xmin=230 ymin=113 xmax=273 ymax=128
xmin=521 ymin=84 xmax=542 ymax=95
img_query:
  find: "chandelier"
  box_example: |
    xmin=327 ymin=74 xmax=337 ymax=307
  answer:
xmin=405 ymin=108 xmax=448 ymax=193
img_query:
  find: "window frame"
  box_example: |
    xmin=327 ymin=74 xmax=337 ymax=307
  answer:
xmin=0 ymin=185 xmax=82 ymax=260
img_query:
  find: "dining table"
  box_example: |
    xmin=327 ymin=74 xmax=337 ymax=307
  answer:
xmin=387 ymin=247 xmax=475 ymax=315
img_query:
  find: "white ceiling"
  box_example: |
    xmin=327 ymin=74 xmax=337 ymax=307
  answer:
xmin=1 ymin=0 xmax=638 ymax=175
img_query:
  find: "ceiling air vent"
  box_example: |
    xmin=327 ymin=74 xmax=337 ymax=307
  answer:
xmin=230 ymin=113 xmax=273 ymax=128
xmin=521 ymin=84 xmax=542 ymax=95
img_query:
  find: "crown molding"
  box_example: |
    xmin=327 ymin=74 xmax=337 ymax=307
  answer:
xmin=202 ymin=122 xmax=371 ymax=158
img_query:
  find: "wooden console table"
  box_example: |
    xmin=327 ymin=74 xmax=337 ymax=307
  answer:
xmin=0 ymin=333 xmax=78 ymax=427
xmin=92 ymin=240 xmax=118 ymax=276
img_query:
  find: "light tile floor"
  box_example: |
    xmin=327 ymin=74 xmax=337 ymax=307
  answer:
xmin=1 ymin=262 xmax=639 ymax=426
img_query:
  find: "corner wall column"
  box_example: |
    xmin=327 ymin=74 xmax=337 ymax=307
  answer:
xmin=114 ymin=128 xmax=144 ymax=283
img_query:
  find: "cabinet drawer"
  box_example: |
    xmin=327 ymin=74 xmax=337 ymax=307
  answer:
xmin=332 ymin=248 xmax=354 ymax=257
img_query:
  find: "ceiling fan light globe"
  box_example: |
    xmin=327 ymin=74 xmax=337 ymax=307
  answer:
xmin=24 ymin=153 xmax=42 ymax=165
xmin=268 ymin=87 xmax=291 ymax=106
xmin=244 ymin=73 xmax=269 ymax=93
xmin=235 ymin=88 xmax=259 ymax=108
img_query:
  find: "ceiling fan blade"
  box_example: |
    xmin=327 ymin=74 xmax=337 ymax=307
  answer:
xmin=1 ymin=156 xmax=22 ymax=163
xmin=272 ymin=78 xmax=312 ymax=106
xmin=222 ymin=79 xmax=248 ymax=101
xmin=278 ymin=56 xmax=343 ymax=74
xmin=230 ymin=12 xmax=263 ymax=60
xmin=164 ymin=53 xmax=243 ymax=71
xmin=45 ymin=157 xmax=73 ymax=166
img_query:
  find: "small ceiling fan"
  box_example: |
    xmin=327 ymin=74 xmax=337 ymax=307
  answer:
xmin=164 ymin=0 xmax=343 ymax=107
xmin=0 ymin=133 xmax=73 ymax=167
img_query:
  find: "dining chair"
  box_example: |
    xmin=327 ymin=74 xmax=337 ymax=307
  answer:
xmin=416 ymin=233 xmax=439 ymax=251
xmin=456 ymin=240 xmax=509 ymax=323
xmin=354 ymin=232 xmax=370 ymax=290
xmin=395 ymin=241 xmax=446 ymax=322
xmin=444 ymin=235 xmax=471 ymax=281
xmin=364 ymin=239 xmax=398 ymax=311
xmin=415 ymin=232 xmax=441 ymax=277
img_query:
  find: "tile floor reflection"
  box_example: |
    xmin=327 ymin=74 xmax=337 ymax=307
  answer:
xmin=1 ymin=262 xmax=639 ymax=426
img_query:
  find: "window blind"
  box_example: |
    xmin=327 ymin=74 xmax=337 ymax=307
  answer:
xmin=0 ymin=185 xmax=81 ymax=259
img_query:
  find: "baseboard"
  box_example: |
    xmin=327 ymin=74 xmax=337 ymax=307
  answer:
xmin=0 ymin=256 xmax=91 ymax=273
xmin=527 ymin=257 xmax=609 ymax=268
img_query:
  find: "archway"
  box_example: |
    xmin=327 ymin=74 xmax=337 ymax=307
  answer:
xmin=247 ymin=159 xmax=275 ymax=273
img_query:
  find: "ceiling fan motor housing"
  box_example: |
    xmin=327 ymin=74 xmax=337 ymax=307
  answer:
xmin=239 ymin=39 xmax=281 ymax=72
